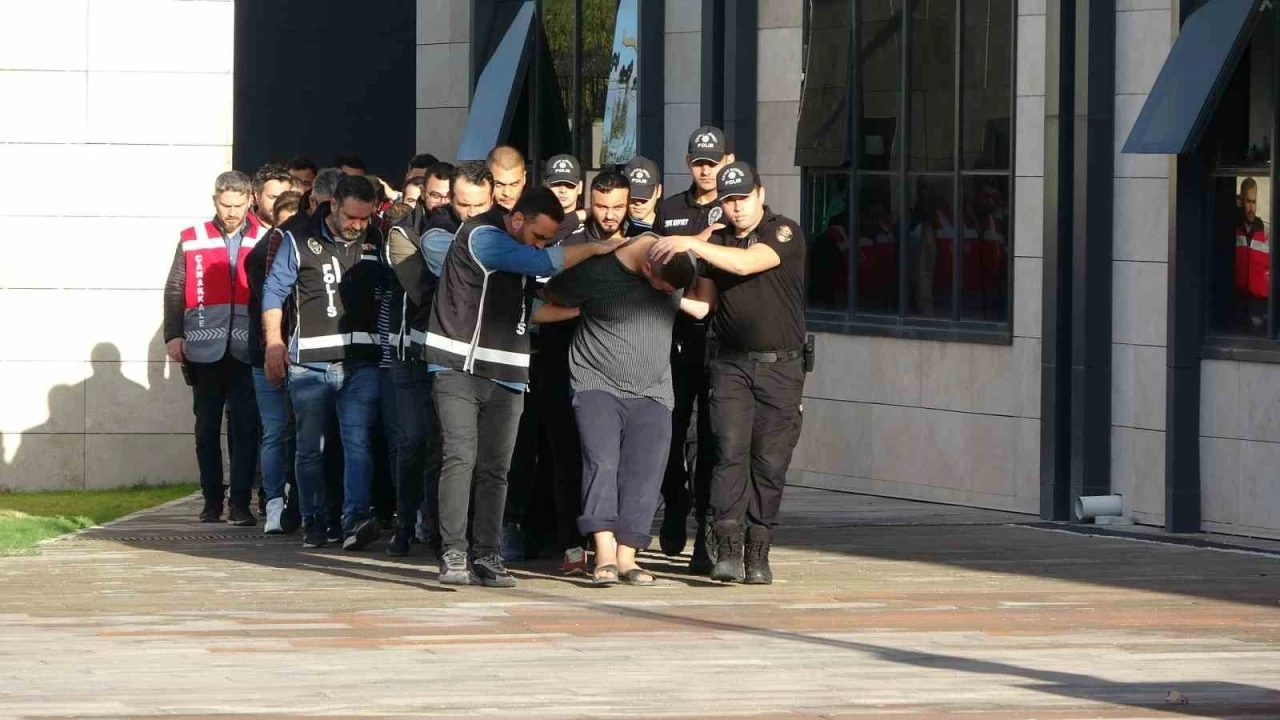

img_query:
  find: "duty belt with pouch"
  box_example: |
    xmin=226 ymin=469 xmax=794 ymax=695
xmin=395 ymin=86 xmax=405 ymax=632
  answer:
xmin=714 ymin=347 xmax=803 ymax=363
xmin=712 ymin=335 xmax=815 ymax=373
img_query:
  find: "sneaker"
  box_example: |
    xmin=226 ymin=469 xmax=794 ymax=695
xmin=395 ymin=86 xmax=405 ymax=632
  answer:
xmin=326 ymin=520 xmax=344 ymax=545
xmin=386 ymin=527 xmax=413 ymax=557
xmin=262 ymin=498 xmax=285 ymax=534
xmin=343 ymin=516 xmax=381 ymax=551
xmin=199 ymin=500 xmax=223 ymax=523
xmin=562 ymin=546 xmax=588 ymax=576
xmin=473 ymin=553 xmax=517 ymax=588
xmin=438 ymin=549 xmax=472 ymax=585
xmin=500 ymin=521 xmax=526 ymax=563
xmin=302 ymin=522 xmax=328 ymax=549
xmin=227 ymin=505 xmax=256 ymax=527
xmin=414 ymin=510 xmax=428 ymax=544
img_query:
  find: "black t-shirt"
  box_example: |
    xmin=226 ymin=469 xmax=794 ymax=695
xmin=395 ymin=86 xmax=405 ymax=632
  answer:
xmin=705 ymin=210 xmax=807 ymax=352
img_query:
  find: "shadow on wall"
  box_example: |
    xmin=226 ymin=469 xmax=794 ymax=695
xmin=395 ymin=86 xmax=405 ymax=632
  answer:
xmin=1 ymin=326 xmax=179 ymax=493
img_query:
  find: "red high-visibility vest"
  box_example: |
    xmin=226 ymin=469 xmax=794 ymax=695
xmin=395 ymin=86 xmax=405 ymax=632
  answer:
xmin=1235 ymin=219 xmax=1270 ymax=300
xmin=179 ymin=218 xmax=263 ymax=363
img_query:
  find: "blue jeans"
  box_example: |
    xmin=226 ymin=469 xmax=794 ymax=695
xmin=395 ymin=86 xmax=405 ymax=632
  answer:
xmin=252 ymin=367 xmax=294 ymax=502
xmin=288 ymin=362 xmax=379 ymax=526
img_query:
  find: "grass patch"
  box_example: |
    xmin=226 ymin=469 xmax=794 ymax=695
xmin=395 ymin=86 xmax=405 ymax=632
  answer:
xmin=0 ymin=483 xmax=197 ymax=554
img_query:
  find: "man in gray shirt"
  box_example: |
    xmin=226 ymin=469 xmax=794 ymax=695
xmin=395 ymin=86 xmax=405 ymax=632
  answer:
xmin=540 ymin=171 xmax=713 ymax=585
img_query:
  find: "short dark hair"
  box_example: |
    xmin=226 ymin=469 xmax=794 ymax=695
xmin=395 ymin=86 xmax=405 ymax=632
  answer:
xmin=333 ymin=154 xmax=366 ymax=171
xmin=513 ymin=186 xmax=566 ymax=225
xmin=285 ymin=155 xmax=318 ymax=174
xmin=409 ymin=153 xmax=439 ymax=170
xmin=657 ymin=252 xmax=697 ymax=291
xmin=252 ymin=163 xmax=293 ymax=193
xmin=590 ymin=170 xmax=630 ymax=196
xmin=272 ymin=191 xmax=302 ymax=225
xmin=452 ymin=161 xmax=493 ymax=192
xmin=333 ymin=175 xmax=376 ymax=205
xmin=403 ymin=176 xmax=426 ymax=191
xmin=425 ymin=161 xmax=455 ymax=184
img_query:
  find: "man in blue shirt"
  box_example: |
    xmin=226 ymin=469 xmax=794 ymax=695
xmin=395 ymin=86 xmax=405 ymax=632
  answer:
xmin=420 ymin=187 xmax=623 ymax=587
xmin=261 ymin=175 xmax=386 ymax=551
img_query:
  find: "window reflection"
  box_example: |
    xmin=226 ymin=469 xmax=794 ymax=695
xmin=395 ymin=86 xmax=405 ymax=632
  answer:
xmin=807 ymin=173 xmax=852 ymax=310
xmin=860 ymin=0 xmax=901 ymax=171
xmin=908 ymin=0 xmax=955 ymax=172
xmin=1210 ymin=175 xmax=1271 ymax=336
xmin=961 ymin=0 xmax=1012 ymax=171
xmin=857 ymin=174 xmax=900 ymax=314
xmin=960 ymin=175 xmax=1009 ymax=321
xmin=907 ymin=175 xmax=954 ymax=316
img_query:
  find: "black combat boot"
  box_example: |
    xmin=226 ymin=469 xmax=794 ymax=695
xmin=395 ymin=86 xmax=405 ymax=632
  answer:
xmin=709 ymin=520 xmax=745 ymax=583
xmin=744 ymin=525 xmax=773 ymax=585
xmin=689 ymin=516 xmax=717 ymax=575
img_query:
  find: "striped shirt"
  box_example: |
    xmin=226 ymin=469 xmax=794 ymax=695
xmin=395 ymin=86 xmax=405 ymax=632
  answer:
xmin=545 ymin=252 xmax=682 ymax=408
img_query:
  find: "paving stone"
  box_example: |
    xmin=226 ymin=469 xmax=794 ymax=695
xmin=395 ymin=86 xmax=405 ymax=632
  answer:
xmin=0 ymin=488 xmax=1278 ymax=718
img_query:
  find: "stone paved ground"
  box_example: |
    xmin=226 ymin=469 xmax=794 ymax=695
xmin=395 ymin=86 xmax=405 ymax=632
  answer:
xmin=1 ymin=487 xmax=1279 ymax=719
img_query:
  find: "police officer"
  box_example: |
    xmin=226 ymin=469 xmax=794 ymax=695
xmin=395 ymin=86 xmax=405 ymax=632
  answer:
xmin=624 ymin=156 xmax=662 ymax=233
xmin=651 ymin=162 xmax=807 ymax=585
xmin=262 ymin=175 xmax=387 ymax=552
xmin=652 ymin=126 xmax=735 ymax=571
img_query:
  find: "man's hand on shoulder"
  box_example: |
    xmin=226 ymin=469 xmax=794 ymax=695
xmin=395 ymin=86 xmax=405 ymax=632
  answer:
xmin=649 ymin=235 xmax=696 ymax=265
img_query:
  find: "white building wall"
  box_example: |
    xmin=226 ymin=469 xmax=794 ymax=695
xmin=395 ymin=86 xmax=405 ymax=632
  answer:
xmin=1111 ymin=3 xmax=1174 ymax=526
xmin=0 ymin=0 xmax=234 ymax=492
xmin=1200 ymin=361 xmax=1280 ymax=539
xmin=417 ymin=0 xmax=472 ymax=160
xmin=789 ymin=1 xmax=1044 ymax=515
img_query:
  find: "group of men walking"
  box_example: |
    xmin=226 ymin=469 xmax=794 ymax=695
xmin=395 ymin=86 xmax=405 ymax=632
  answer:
xmin=163 ymin=126 xmax=809 ymax=587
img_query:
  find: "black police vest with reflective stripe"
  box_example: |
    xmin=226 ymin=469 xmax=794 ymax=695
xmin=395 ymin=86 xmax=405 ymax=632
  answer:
xmin=291 ymin=210 xmax=383 ymax=364
xmin=424 ymin=207 xmax=531 ymax=385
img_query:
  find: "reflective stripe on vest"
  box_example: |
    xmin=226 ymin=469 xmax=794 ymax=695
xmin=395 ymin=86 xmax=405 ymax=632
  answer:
xmin=424 ymin=331 xmax=531 ymax=369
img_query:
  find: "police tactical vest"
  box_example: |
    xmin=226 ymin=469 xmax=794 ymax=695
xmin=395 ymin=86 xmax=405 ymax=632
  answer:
xmin=180 ymin=218 xmax=263 ymax=364
xmin=424 ymin=207 xmax=532 ymax=385
xmin=402 ymin=206 xmax=457 ymax=359
xmin=290 ymin=207 xmax=384 ymax=364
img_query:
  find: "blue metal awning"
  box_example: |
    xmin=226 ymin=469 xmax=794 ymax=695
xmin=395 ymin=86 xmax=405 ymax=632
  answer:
xmin=1122 ymin=0 xmax=1263 ymax=155
xmin=456 ymin=1 xmax=535 ymax=161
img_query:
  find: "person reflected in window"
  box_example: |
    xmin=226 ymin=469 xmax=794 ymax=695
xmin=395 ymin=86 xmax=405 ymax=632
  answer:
xmin=809 ymin=207 xmax=849 ymax=309
xmin=858 ymin=191 xmax=897 ymax=313
xmin=967 ymin=182 xmax=1009 ymax=320
xmin=1234 ymin=177 xmax=1269 ymax=333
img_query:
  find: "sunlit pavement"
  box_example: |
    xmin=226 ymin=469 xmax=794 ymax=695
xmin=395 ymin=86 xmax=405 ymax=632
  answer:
xmin=1 ymin=487 xmax=1278 ymax=719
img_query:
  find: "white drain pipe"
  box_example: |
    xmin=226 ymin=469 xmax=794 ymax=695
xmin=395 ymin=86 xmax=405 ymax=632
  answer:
xmin=1075 ymin=494 xmax=1124 ymax=521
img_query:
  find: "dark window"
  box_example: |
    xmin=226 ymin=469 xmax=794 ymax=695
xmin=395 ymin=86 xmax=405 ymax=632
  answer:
xmin=1200 ymin=6 xmax=1276 ymax=345
xmin=797 ymin=0 xmax=1015 ymax=340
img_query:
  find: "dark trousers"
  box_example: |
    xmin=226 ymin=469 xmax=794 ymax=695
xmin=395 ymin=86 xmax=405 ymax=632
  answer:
xmin=574 ymin=390 xmax=672 ymax=550
xmin=372 ymin=367 xmax=398 ymax=520
xmin=505 ymin=346 xmax=584 ymax=552
xmin=538 ymin=343 xmax=585 ymax=551
xmin=661 ymin=333 xmax=713 ymax=519
xmin=434 ymin=371 xmax=524 ymax=557
xmin=392 ymin=359 xmax=441 ymax=534
xmin=708 ymin=357 xmax=805 ymax=530
xmin=503 ymin=358 xmax=542 ymax=528
xmin=191 ymin=356 xmax=259 ymax=510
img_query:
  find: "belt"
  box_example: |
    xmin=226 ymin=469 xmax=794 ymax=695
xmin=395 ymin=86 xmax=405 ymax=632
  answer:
xmin=716 ymin=348 xmax=802 ymax=363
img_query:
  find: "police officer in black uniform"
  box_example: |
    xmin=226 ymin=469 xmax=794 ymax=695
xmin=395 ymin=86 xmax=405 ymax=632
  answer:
xmin=652 ymin=126 xmax=735 ymax=572
xmin=651 ymin=162 xmax=807 ymax=585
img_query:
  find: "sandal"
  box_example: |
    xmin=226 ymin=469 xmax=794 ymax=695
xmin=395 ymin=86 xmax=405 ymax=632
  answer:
xmin=620 ymin=568 xmax=655 ymax=586
xmin=593 ymin=564 xmax=619 ymax=585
